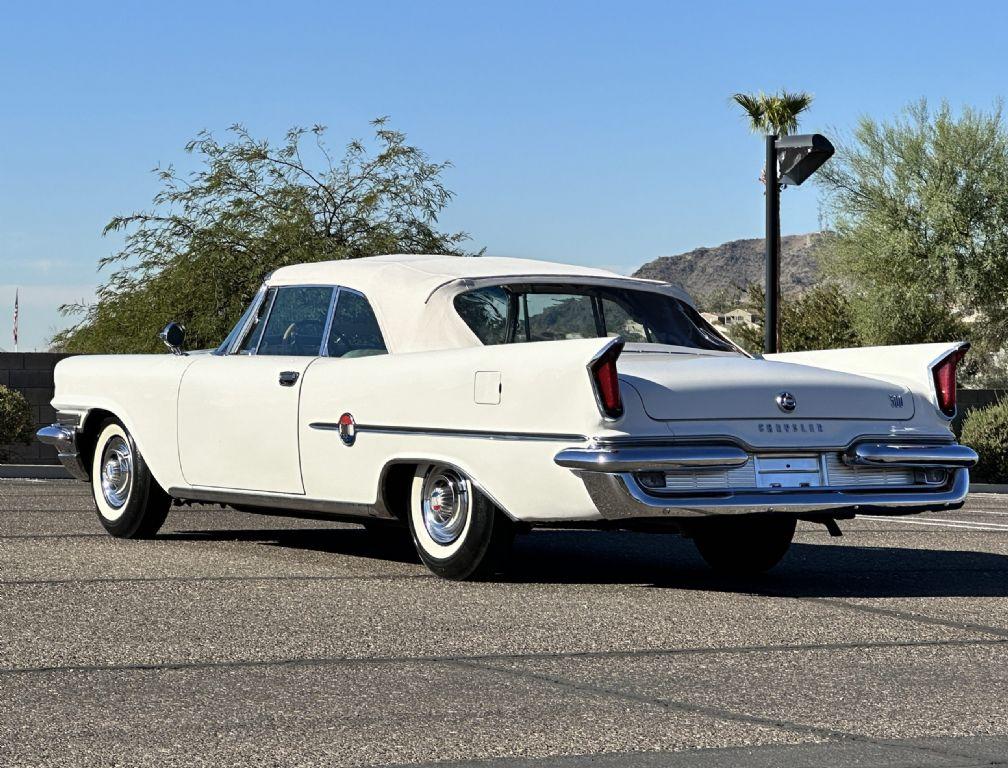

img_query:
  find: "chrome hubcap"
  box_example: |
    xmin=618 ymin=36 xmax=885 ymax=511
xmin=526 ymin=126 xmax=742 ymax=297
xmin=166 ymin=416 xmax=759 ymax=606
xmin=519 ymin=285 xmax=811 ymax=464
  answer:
xmin=421 ymin=467 xmax=469 ymax=545
xmin=100 ymin=435 xmax=132 ymax=509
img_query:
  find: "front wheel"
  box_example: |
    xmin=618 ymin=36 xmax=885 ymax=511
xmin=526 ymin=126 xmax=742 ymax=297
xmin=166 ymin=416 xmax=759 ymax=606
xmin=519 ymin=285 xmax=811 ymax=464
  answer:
xmin=691 ymin=515 xmax=796 ymax=575
xmin=408 ymin=464 xmax=514 ymax=580
xmin=90 ymin=418 xmax=171 ymax=539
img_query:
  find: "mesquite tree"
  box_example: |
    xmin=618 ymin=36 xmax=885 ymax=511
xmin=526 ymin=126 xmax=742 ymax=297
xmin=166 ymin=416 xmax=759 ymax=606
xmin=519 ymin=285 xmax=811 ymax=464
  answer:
xmin=55 ymin=119 xmax=471 ymax=353
xmin=818 ymin=100 xmax=1008 ymax=385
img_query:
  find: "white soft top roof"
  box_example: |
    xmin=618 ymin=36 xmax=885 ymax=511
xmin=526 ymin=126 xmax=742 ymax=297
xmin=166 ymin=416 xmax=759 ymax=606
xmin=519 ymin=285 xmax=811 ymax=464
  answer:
xmin=267 ymin=254 xmax=693 ymax=353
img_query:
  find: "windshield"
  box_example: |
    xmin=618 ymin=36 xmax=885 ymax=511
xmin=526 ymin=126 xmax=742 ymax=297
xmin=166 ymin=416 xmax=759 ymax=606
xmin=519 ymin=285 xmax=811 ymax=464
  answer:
xmin=454 ymin=283 xmax=738 ymax=352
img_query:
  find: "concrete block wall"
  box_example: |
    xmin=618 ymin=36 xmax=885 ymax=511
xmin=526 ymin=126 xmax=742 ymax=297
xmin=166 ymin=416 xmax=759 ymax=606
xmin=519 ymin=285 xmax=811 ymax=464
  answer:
xmin=0 ymin=353 xmax=74 ymax=464
xmin=953 ymin=388 xmax=1007 ymax=437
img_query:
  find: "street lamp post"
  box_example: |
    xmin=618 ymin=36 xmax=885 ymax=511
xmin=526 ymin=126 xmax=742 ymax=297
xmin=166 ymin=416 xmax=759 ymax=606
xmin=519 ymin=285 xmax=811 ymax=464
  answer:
xmin=764 ymin=135 xmax=780 ymax=355
xmin=762 ymin=133 xmax=835 ymax=354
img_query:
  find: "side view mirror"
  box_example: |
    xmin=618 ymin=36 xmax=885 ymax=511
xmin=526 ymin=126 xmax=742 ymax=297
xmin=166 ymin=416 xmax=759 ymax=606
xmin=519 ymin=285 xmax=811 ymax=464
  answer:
xmin=159 ymin=322 xmax=187 ymax=355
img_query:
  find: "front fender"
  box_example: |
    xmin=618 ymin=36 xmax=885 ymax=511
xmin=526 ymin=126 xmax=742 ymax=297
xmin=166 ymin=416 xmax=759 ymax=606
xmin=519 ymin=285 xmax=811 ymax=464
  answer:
xmin=50 ymin=354 xmax=194 ymax=489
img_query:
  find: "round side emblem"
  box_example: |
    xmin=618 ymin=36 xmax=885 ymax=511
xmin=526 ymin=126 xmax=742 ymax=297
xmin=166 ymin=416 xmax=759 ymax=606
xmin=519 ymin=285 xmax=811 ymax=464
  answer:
xmin=338 ymin=412 xmax=356 ymax=446
xmin=776 ymin=392 xmax=797 ymax=413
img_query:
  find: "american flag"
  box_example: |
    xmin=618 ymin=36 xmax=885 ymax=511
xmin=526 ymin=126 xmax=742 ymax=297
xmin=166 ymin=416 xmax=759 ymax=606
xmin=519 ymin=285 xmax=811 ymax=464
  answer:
xmin=12 ymin=289 xmax=18 ymax=352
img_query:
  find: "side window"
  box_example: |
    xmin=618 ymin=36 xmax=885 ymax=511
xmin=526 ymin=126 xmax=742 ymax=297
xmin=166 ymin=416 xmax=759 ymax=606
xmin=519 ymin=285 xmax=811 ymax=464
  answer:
xmin=600 ymin=297 xmax=649 ymax=342
xmin=237 ymin=288 xmax=276 ymax=354
xmin=453 ymin=286 xmax=510 ymax=344
xmin=525 ymin=293 xmax=597 ymax=341
xmin=326 ymin=290 xmax=387 ymax=358
xmin=256 ymin=286 xmax=334 ymax=356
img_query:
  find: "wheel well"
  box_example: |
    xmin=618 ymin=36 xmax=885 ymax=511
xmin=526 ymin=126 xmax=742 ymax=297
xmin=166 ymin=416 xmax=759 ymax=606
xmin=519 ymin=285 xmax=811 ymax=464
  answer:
xmin=377 ymin=460 xmax=519 ymax=524
xmin=77 ymin=409 xmax=117 ymax=479
xmin=380 ymin=463 xmax=417 ymax=522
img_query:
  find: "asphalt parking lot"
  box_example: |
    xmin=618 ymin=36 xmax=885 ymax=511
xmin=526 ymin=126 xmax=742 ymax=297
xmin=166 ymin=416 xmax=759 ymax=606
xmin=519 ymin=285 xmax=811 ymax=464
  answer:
xmin=1 ymin=480 xmax=1006 ymax=767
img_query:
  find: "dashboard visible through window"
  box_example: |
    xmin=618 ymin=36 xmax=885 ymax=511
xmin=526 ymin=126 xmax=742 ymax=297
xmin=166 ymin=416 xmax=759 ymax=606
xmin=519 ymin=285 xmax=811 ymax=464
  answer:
xmin=257 ymin=286 xmax=334 ymax=356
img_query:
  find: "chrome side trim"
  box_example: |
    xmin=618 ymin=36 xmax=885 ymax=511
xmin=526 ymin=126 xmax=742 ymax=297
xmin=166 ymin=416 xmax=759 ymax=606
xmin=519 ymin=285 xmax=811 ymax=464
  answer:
xmin=167 ymin=455 xmax=521 ymax=523
xmin=845 ymin=442 xmax=978 ymax=468
xmin=425 ymin=274 xmax=692 ymax=304
xmin=168 ymin=486 xmax=384 ymax=519
xmin=555 ymin=445 xmax=749 ymax=472
xmin=36 ymin=423 xmax=89 ymax=481
xmin=310 ymin=422 xmax=587 ymax=443
xmin=577 ymin=468 xmax=970 ymax=520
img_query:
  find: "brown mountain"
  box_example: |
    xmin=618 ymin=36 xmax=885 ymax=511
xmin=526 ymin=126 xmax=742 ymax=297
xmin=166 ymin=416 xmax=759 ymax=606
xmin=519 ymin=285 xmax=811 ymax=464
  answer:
xmin=633 ymin=233 xmax=825 ymax=309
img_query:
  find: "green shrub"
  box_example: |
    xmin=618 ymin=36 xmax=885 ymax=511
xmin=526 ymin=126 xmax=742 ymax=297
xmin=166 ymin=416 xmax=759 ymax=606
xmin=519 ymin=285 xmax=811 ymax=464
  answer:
xmin=961 ymin=398 xmax=1008 ymax=484
xmin=0 ymin=385 xmax=34 ymax=461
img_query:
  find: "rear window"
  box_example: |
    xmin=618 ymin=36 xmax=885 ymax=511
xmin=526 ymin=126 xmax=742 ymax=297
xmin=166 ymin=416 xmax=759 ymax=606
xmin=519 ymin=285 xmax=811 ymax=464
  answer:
xmin=454 ymin=283 xmax=736 ymax=352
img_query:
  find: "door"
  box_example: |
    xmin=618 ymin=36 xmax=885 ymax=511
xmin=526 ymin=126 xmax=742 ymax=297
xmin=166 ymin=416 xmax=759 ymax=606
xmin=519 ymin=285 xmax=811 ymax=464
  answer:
xmin=178 ymin=285 xmax=335 ymax=493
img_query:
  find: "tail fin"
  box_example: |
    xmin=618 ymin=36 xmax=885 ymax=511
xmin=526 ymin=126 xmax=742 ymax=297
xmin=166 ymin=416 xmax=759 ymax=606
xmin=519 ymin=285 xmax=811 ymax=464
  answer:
xmin=770 ymin=342 xmax=970 ymax=419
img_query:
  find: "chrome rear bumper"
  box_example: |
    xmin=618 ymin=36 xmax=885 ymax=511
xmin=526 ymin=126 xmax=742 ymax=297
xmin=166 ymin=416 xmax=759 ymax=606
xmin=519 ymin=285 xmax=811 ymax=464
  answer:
xmin=845 ymin=442 xmax=978 ymax=468
xmin=556 ymin=441 xmax=976 ymax=520
xmin=36 ymin=423 xmax=89 ymax=481
xmin=554 ymin=445 xmax=750 ymax=472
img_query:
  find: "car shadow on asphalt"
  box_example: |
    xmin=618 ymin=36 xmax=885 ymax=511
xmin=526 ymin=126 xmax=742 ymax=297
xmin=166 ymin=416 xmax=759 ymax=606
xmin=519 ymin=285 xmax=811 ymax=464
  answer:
xmin=161 ymin=526 xmax=423 ymax=565
xmin=163 ymin=525 xmax=1008 ymax=598
xmin=504 ymin=530 xmax=1008 ymax=598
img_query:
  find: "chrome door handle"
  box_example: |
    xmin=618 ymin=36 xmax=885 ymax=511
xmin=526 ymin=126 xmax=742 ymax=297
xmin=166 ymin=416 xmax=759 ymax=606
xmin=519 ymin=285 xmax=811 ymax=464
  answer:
xmin=278 ymin=371 xmax=299 ymax=387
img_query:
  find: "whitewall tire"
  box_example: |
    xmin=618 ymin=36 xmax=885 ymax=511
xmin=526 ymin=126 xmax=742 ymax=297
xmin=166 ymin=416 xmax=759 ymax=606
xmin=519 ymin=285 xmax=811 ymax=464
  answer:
xmin=90 ymin=418 xmax=171 ymax=539
xmin=408 ymin=463 xmax=514 ymax=580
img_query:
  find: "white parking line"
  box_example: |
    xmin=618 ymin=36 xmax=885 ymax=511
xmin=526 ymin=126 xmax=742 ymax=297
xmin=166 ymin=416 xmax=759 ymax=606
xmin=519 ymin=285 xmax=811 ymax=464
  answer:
xmin=858 ymin=515 xmax=1008 ymax=532
xmin=921 ymin=516 xmax=1008 ymax=529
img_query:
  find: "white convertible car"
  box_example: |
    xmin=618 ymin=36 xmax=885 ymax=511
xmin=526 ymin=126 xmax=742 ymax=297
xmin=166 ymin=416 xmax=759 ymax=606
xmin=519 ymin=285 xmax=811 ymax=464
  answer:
xmin=39 ymin=255 xmax=977 ymax=579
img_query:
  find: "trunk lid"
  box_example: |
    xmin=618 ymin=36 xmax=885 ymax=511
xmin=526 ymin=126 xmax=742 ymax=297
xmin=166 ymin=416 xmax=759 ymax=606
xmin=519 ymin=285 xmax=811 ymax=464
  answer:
xmin=618 ymin=353 xmax=914 ymax=421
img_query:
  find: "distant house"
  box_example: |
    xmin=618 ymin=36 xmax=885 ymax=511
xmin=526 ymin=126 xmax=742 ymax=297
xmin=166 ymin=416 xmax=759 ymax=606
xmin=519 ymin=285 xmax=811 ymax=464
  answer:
xmin=621 ymin=319 xmax=647 ymax=338
xmin=700 ymin=312 xmax=720 ymax=326
xmin=719 ymin=308 xmax=756 ymax=327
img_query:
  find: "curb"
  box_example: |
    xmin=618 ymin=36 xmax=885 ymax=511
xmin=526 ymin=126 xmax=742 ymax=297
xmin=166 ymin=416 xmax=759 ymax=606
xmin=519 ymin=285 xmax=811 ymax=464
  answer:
xmin=0 ymin=464 xmax=72 ymax=480
xmin=971 ymin=484 xmax=1008 ymax=494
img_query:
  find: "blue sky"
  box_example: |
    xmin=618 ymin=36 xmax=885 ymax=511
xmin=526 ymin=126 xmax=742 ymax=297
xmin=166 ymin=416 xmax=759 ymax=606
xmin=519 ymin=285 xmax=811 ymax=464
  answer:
xmin=2 ymin=0 xmax=1007 ymax=350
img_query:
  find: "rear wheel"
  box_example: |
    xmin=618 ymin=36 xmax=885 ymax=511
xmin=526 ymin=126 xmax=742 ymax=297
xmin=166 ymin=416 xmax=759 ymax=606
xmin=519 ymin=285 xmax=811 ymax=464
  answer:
xmin=691 ymin=515 xmax=796 ymax=575
xmin=408 ymin=464 xmax=514 ymax=580
xmin=90 ymin=418 xmax=171 ymax=539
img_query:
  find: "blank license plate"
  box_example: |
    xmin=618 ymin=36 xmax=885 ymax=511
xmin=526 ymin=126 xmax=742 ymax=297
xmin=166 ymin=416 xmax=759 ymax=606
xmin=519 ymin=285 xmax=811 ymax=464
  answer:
xmin=754 ymin=456 xmax=823 ymax=489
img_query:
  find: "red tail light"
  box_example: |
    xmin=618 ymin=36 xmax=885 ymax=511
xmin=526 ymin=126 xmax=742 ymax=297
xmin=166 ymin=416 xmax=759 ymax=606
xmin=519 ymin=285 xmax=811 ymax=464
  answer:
xmin=589 ymin=340 xmax=624 ymax=419
xmin=932 ymin=345 xmax=968 ymax=417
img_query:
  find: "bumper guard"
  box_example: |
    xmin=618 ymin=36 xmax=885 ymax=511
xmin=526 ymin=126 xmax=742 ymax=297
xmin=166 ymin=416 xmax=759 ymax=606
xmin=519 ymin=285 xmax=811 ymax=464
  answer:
xmin=36 ymin=423 xmax=89 ymax=481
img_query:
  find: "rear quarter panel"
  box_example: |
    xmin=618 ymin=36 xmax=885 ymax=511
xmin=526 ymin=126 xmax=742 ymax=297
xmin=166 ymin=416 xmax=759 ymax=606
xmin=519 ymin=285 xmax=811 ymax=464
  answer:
xmin=299 ymin=339 xmax=634 ymax=521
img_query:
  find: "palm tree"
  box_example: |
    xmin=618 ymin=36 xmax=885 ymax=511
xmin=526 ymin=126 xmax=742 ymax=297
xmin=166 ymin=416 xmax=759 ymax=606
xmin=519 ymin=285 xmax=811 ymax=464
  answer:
xmin=732 ymin=90 xmax=813 ymax=136
xmin=732 ymin=90 xmax=814 ymax=355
